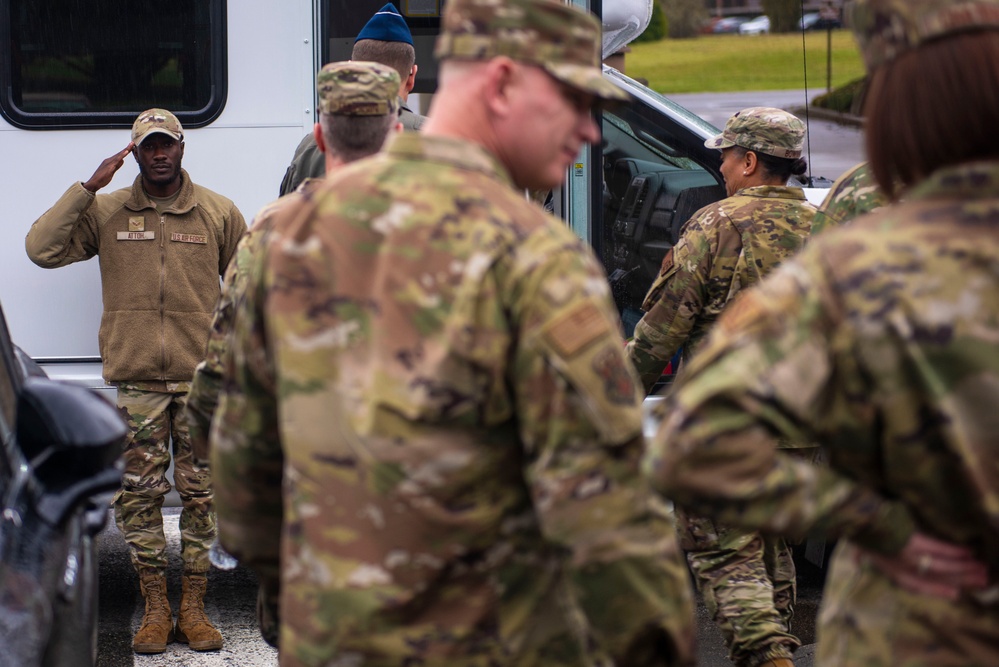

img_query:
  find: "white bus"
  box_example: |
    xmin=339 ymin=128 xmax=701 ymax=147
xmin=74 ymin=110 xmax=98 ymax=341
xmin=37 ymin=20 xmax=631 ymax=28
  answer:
xmin=0 ymin=0 xmax=775 ymax=393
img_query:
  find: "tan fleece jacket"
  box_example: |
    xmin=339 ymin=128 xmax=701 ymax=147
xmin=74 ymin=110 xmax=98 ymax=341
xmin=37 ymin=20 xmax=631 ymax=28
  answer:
xmin=26 ymin=171 xmax=247 ymax=383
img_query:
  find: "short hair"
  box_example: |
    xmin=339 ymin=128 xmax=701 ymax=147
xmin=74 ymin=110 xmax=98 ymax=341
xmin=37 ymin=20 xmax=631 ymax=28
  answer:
xmin=319 ymin=112 xmax=396 ymax=163
xmin=731 ymin=146 xmax=808 ymax=182
xmin=865 ymin=30 xmax=999 ymax=197
xmin=351 ymin=40 xmax=415 ymax=84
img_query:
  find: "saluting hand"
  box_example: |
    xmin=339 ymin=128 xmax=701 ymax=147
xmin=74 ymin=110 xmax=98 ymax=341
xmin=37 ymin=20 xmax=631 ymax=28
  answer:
xmin=82 ymin=143 xmax=135 ymax=193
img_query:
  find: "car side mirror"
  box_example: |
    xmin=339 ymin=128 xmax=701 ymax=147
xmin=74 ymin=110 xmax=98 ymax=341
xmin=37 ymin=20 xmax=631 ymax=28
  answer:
xmin=15 ymin=378 xmax=126 ymax=525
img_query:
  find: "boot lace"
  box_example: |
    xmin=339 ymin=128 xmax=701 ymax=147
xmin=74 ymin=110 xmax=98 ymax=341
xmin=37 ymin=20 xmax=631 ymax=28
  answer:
xmin=181 ymin=578 xmax=211 ymax=625
xmin=141 ymin=579 xmax=171 ymax=625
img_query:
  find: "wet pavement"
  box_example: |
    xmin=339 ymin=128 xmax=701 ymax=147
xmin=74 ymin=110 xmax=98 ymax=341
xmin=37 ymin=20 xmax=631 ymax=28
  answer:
xmin=97 ymin=508 xmax=825 ymax=666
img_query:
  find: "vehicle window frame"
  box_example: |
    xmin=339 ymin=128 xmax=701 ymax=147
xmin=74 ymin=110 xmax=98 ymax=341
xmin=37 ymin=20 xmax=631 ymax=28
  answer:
xmin=0 ymin=0 xmax=228 ymax=130
xmin=596 ymin=72 xmax=727 ymax=333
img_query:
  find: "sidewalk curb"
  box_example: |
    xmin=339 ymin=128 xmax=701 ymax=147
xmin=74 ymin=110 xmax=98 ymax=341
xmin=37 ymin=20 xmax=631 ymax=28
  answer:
xmin=794 ymin=643 xmax=817 ymax=666
xmin=787 ymin=104 xmax=865 ymax=128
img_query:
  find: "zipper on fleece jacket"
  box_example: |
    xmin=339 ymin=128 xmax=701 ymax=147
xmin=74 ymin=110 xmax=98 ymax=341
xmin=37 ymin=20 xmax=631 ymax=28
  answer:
xmin=159 ymin=213 xmax=167 ymax=380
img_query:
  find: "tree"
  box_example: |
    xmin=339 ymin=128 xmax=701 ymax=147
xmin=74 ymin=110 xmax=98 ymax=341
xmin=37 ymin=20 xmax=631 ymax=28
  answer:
xmin=633 ymin=0 xmax=668 ymax=43
xmin=762 ymin=0 xmax=803 ymax=32
xmin=663 ymin=0 xmax=706 ymax=39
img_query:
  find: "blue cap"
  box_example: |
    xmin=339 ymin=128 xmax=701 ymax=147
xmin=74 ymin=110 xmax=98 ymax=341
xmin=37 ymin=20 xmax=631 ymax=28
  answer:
xmin=354 ymin=3 xmax=414 ymax=46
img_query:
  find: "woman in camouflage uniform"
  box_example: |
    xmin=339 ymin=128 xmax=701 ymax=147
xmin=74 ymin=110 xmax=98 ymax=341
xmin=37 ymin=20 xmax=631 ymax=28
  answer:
xmin=626 ymin=107 xmax=816 ymax=667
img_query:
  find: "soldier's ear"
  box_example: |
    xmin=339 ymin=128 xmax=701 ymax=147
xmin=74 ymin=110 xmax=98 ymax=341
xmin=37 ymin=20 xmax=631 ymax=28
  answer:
xmin=404 ymin=64 xmax=418 ymax=95
xmin=484 ymin=57 xmax=518 ymax=118
xmin=313 ymin=123 xmax=327 ymax=154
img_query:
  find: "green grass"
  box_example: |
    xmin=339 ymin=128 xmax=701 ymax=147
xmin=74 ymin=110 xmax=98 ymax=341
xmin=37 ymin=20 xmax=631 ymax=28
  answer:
xmin=625 ymin=30 xmax=865 ymax=93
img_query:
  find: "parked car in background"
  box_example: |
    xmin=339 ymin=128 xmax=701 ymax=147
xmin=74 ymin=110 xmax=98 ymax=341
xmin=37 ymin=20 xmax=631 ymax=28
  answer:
xmin=800 ymin=12 xmax=821 ymax=29
xmin=0 ymin=302 xmax=125 ymax=666
xmin=800 ymin=11 xmax=843 ymax=29
xmin=739 ymin=15 xmax=771 ymax=34
xmin=712 ymin=16 xmax=750 ymax=33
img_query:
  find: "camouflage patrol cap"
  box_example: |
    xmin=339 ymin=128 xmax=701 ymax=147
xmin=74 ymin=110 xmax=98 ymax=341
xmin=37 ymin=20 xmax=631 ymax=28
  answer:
xmin=131 ymin=108 xmax=183 ymax=145
xmin=434 ymin=0 xmax=628 ymax=102
xmin=846 ymin=0 xmax=999 ymax=69
xmin=317 ymin=61 xmax=401 ymax=116
xmin=704 ymin=107 xmax=806 ymax=160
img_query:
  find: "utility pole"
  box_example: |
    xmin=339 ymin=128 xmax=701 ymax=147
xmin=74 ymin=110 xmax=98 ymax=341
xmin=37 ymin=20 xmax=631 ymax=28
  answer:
xmin=820 ymin=1 xmax=840 ymax=92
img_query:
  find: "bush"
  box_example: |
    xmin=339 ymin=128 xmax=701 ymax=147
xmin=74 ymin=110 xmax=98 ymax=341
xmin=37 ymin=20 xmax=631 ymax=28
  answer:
xmin=812 ymin=77 xmax=867 ymax=114
xmin=633 ymin=0 xmax=668 ymax=43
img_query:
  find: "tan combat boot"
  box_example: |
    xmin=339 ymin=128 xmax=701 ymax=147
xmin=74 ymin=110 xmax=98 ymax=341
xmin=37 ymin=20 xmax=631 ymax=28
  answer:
xmin=133 ymin=571 xmax=174 ymax=653
xmin=175 ymin=573 xmax=224 ymax=651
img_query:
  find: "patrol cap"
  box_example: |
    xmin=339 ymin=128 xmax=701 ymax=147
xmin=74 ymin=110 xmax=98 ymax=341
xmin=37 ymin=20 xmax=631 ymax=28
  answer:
xmin=355 ymin=3 xmax=414 ymax=46
xmin=131 ymin=108 xmax=183 ymax=146
xmin=847 ymin=0 xmax=999 ymax=69
xmin=434 ymin=0 xmax=629 ymax=102
xmin=317 ymin=61 xmax=401 ymax=116
xmin=704 ymin=107 xmax=806 ymax=160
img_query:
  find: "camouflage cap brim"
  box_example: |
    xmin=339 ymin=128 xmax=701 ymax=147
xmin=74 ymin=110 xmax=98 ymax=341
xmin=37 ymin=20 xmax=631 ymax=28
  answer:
xmin=543 ymin=62 xmax=630 ymax=102
xmin=704 ymin=133 xmax=736 ymax=151
xmin=705 ymin=130 xmax=804 ymax=159
xmin=136 ymin=127 xmax=183 ymax=145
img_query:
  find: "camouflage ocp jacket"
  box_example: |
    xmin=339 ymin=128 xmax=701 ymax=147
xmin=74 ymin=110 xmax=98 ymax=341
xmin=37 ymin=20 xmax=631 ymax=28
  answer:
xmin=213 ymin=133 xmax=696 ymax=667
xmin=627 ymin=185 xmax=817 ymax=394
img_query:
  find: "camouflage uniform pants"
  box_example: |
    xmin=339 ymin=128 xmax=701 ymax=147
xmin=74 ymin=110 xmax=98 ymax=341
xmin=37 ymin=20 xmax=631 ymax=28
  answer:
xmin=113 ymin=386 xmax=216 ymax=574
xmin=677 ymin=447 xmax=819 ymax=667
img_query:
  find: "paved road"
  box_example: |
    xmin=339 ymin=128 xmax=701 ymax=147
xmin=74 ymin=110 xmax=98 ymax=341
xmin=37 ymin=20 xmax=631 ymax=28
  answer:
xmin=97 ymin=508 xmax=825 ymax=666
xmin=669 ymin=89 xmax=865 ymax=184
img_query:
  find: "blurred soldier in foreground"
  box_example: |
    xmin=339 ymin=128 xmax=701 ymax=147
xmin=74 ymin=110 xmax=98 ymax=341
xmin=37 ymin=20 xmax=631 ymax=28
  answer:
xmin=646 ymin=0 xmax=999 ymax=665
xmin=186 ymin=60 xmax=401 ymax=646
xmin=627 ymin=108 xmax=815 ymax=667
xmin=211 ymin=0 xmax=696 ymax=664
xmin=810 ymin=160 xmax=889 ymax=235
xmin=278 ymin=3 xmax=425 ymax=195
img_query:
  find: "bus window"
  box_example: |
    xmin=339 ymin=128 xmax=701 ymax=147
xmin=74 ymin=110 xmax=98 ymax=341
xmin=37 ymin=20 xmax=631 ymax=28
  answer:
xmin=1 ymin=0 xmax=226 ymax=129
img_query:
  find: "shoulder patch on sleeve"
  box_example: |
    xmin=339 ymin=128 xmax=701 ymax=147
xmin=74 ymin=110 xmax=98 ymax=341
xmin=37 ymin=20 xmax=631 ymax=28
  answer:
xmin=543 ymin=302 xmax=612 ymax=358
xmin=659 ymin=247 xmax=675 ymax=276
